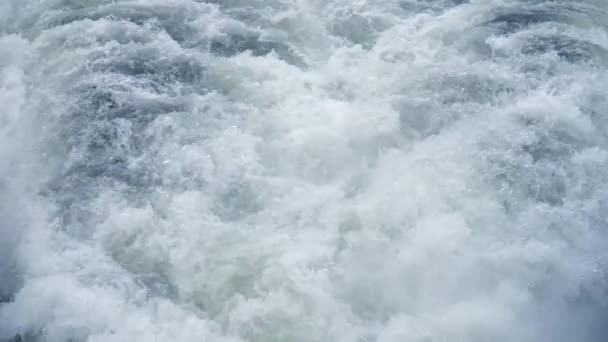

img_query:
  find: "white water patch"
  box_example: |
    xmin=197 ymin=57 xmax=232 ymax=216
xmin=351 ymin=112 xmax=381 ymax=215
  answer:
xmin=1 ymin=1 xmax=608 ymax=341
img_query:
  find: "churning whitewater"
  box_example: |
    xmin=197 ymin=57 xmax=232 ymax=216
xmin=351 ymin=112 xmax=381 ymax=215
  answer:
xmin=1 ymin=0 xmax=608 ymax=341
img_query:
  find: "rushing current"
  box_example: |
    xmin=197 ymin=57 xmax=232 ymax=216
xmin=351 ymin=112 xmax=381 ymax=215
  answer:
xmin=1 ymin=0 xmax=608 ymax=341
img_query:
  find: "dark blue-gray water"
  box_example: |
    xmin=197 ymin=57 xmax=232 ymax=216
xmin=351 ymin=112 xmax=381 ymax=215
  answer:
xmin=1 ymin=1 xmax=608 ymax=341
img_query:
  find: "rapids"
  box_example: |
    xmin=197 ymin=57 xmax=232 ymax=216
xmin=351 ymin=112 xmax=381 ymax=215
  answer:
xmin=1 ymin=1 xmax=608 ymax=341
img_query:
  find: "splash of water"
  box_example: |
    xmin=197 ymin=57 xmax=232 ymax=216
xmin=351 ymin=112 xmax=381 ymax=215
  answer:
xmin=1 ymin=1 xmax=608 ymax=341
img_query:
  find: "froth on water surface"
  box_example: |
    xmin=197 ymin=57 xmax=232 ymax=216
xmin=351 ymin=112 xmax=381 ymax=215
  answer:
xmin=1 ymin=0 xmax=608 ymax=341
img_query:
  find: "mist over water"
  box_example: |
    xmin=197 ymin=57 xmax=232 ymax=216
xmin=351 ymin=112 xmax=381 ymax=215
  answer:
xmin=1 ymin=0 xmax=608 ymax=341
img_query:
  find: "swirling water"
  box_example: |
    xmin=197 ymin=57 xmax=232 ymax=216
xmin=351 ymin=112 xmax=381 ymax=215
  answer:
xmin=1 ymin=0 xmax=608 ymax=341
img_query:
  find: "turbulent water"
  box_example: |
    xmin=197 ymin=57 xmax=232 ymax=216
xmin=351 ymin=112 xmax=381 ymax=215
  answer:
xmin=1 ymin=0 xmax=608 ymax=341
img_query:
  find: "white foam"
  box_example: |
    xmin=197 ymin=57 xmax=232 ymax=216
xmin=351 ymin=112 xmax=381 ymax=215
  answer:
xmin=1 ymin=0 xmax=608 ymax=341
